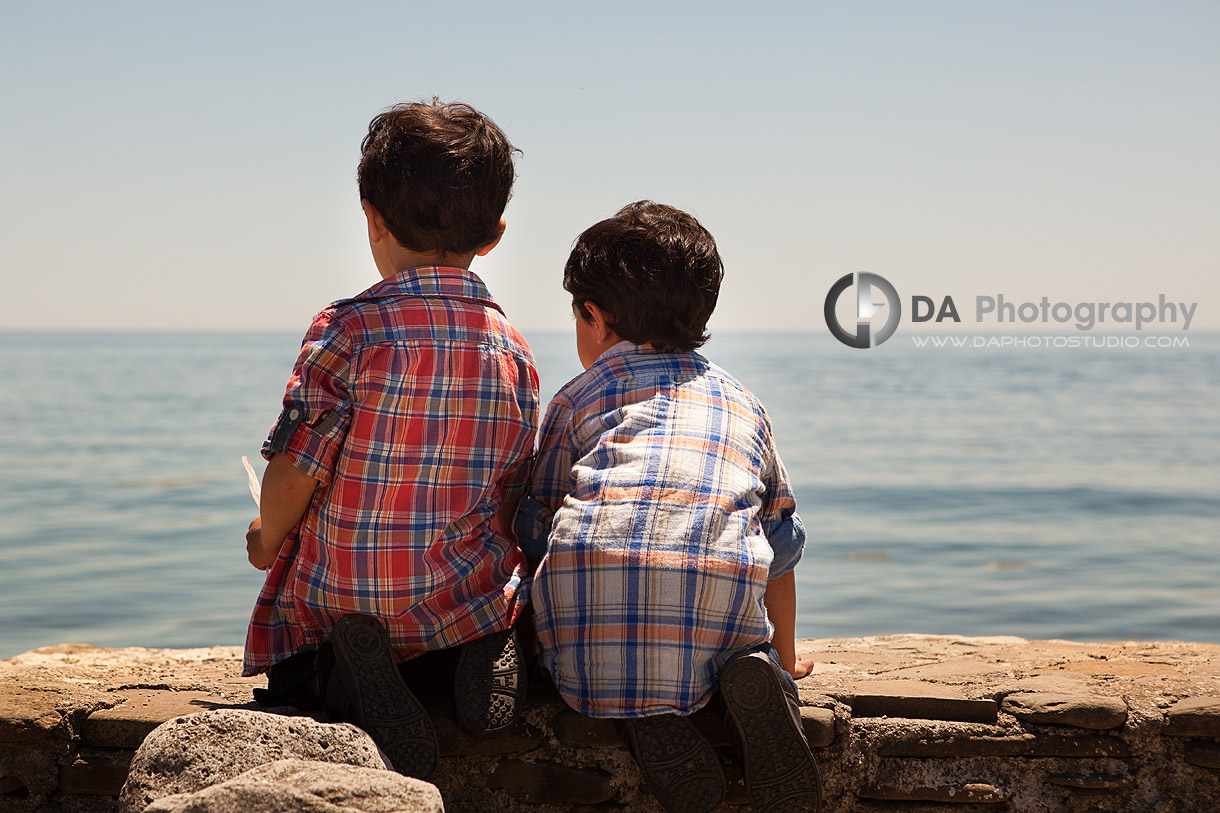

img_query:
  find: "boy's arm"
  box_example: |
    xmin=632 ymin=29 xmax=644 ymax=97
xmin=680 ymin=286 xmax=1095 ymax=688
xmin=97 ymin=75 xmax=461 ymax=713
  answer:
xmin=493 ymin=499 xmax=520 ymax=545
xmin=764 ymin=570 xmax=814 ymax=679
xmin=249 ymin=312 xmax=352 ymax=570
xmin=246 ymin=453 xmax=320 ymax=570
xmin=513 ymin=397 xmax=576 ymax=570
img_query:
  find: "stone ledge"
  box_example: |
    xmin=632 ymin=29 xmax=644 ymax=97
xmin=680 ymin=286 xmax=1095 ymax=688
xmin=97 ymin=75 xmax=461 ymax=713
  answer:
xmin=999 ymin=692 xmax=1128 ymax=730
xmin=1165 ymin=697 xmax=1220 ymax=738
xmin=3 ymin=634 xmax=1220 ymax=812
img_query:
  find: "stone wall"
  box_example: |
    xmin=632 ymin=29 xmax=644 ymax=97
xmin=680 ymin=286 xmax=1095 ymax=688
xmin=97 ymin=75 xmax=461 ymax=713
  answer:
xmin=2 ymin=635 xmax=1219 ymax=811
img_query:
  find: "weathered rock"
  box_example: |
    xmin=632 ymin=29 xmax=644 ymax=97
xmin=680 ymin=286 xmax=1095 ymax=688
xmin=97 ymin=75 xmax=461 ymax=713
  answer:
xmin=118 ymin=709 xmax=389 ymax=812
xmin=549 ymin=703 xmax=834 ymax=754
xmin=1001 ymin=692 xmax=1128 ymax=730
xmin=487 ymin=759 xmax=615 ymax=805
xmin=0 ymin=685 xmax=76 ymax=747
xmin=801 ymin=706 xmax=837 ymax=747
xmin=551 ymin=709 xmax=620 ymax=748
xmin=60 ymin=747 xmax=132 ymax=796
xmin=858 ymin=782 xmax=1005 ymax=803
xmin=433 ymin=714 xmax=545 ymax=757
xmin=877 ymin=732 xmax=1130 ymax=758
xmin=1185 ymin=742 xmax=1220 ymax=771
xmin=1046 ymin=770 xmax=1133 ymax=789
xmin=0 ymin=742 xmax=59 ymax=807
xmin=849 ymin=692 xmax=998 ymax=723
xmin=143 ymin=759 xmax=442 ymax=813
xmin=1165 ymin=697 xmax=1220 ymax=738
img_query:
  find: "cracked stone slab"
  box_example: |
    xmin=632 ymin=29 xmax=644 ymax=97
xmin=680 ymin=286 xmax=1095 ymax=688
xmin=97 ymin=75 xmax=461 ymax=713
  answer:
xmin=1165 ymin=697 xmax=1220 ymax=738
xmin=0 ymin=683 xmax=115 ymax=748
xmin=1001 ymin=692 xmax=1128 ymax=730
xmin=82 ymin=690 xmax=257 ymax=749
xmin=839 ymin=682 xmax=998 ymax=724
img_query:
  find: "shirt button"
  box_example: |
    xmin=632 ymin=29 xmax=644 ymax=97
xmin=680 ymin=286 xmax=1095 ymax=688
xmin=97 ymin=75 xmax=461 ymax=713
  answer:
xmin=289 ymin=408 xmax=300 ymax=420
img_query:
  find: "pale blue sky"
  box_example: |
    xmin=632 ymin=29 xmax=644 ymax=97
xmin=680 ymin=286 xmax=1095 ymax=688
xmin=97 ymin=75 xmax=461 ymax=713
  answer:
xmin=2 ymin=1 xmax=1217 ymax=332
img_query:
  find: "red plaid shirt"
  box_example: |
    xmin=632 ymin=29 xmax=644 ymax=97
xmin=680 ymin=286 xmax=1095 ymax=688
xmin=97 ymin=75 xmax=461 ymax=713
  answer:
xmin=243 ymin=267 xmax=539 ymax=675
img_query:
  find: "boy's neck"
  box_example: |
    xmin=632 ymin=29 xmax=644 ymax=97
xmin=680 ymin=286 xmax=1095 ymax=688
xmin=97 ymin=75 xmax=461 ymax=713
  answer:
xmin=377 ymin=246 xmax=478 ymax=279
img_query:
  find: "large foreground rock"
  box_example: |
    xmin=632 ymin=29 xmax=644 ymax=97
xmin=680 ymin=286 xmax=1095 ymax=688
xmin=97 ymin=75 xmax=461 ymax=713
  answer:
xmin=119 ymin=709 xmax=390 ymax=812
xmin=144 ymin=759 xmax=442 ymax=813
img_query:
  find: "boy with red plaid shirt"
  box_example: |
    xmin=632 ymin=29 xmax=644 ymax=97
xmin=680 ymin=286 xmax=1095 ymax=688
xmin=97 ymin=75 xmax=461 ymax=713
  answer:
xmin=242 ymin=100 xmax=538 ymax=780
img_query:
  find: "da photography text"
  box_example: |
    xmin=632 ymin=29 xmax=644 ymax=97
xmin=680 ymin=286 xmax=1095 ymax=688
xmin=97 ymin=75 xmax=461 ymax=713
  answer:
xmin=824 ymin=272 xmax=1199 ymax=349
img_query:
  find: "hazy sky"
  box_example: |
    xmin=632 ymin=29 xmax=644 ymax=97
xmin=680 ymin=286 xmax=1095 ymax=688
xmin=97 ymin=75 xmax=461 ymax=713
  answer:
xmin=2 ymin=1 xmax=1217 ymax=333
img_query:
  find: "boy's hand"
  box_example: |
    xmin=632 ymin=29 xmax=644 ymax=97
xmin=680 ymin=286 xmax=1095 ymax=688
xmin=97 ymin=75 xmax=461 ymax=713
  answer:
xmin=789 ymin=656 xmax=815 ymax=680
xmin=245 ymin=453 xmax=319 ymax=571
xmin=245 ymin=516 xmax=276 ymax=570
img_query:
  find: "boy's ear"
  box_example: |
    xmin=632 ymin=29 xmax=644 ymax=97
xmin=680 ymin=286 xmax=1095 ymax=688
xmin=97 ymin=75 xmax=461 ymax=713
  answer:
xmin=475 ymin=217 xmax=507 ymax=257
xmin=361 ymin=199 xmax=390 ymax=244
xmin=583 ymin=301 xmax=617 ymax=344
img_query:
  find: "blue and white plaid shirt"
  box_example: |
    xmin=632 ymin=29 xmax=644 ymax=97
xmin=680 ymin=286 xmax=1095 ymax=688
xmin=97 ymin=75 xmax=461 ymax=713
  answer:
xmin=516 ymin=341 xmax=805 ymax=717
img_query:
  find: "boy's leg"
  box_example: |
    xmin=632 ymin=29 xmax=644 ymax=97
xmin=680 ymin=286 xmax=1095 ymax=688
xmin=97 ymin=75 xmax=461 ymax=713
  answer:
xmin=452 ymin=624 xmax=528 ymax=737
xmin=719 ymin=646 xmax=822 ymax=812
xmin=253 ymin=648 xmax=322 ymax=710
xmin=622 ymin=713 xmax=726 ymax=813
xmin=325 ymin=614 xmax=438 ymax=779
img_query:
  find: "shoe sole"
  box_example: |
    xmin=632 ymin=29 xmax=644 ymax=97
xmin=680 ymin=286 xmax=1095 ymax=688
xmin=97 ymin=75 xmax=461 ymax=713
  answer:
xmin=720 ymin=654 xmax=822 ymax=812
xmin=453 ymin=628 xmax=526 ymax=737
xmin=624 ymin=714 xmax=726 ymax=813
xmin=331 ymin=614 xmax=438 ymax=779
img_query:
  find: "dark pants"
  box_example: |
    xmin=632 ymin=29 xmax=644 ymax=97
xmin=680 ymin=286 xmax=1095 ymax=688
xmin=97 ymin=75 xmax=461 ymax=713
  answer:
xmin=258 ymin=642 xmax=462 ymax=710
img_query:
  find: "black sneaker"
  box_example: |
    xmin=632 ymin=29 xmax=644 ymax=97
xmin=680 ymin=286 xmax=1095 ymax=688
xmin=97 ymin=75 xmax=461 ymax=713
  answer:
xmin=453 ymin=626 xmax=527 ymax=737
xmin=327 ymin=614 xmax=438 ymax=779
xmin=623 ymin=713 xmax=726 ymax=813
xmin=719 ymin=651 xmax=822 ymax=812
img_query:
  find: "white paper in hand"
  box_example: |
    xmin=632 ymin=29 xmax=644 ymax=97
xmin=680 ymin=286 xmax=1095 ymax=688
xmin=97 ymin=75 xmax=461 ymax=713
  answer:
xmin=242 ymin=456 xmax=261 ymax=507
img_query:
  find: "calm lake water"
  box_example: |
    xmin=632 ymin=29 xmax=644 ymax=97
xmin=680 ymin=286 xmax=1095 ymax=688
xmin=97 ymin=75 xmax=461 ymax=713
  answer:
xmin=1 ymin=330 xmax=1217 ymax=658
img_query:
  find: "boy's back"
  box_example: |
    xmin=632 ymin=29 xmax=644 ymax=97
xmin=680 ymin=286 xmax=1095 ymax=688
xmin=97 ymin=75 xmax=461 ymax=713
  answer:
xmin=244 ymin=264 xmax=537 ymax=674
xmin=527 ymin=342 xmax=798 ymax=716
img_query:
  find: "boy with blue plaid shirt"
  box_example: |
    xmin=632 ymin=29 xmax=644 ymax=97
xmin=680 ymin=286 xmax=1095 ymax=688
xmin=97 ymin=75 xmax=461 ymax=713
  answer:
xmin=516 ymin=201 xmax=821 ymax=813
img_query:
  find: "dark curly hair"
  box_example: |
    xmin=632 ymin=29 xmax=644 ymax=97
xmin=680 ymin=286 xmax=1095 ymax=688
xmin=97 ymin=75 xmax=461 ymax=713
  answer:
xmin=358 ymin=99 xmax=517 ymax=255
xmin=564 ymin=201 xmax=723 ymax=353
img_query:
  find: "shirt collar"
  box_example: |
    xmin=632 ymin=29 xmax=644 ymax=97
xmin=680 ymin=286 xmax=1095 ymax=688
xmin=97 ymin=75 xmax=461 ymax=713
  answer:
xmin=594 ymin=340 xmax=654 ymax=365
xmin=358 ymin=266 xmax=499 ymax=310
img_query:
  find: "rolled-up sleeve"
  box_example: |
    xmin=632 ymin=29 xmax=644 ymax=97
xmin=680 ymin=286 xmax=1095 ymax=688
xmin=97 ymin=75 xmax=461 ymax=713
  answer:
xmin=261 ymin=311 xmax=352 ymax=485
